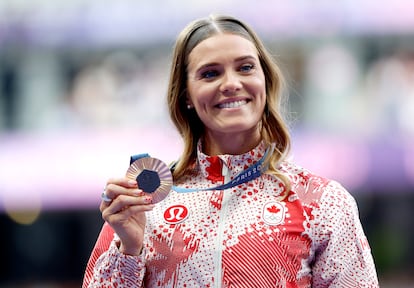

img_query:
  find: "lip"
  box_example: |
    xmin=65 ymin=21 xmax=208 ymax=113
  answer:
xmin=215 ymin=97 xmax=251 ymax=109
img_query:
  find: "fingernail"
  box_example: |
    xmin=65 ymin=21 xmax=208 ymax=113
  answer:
xmin=128 ymin=180 xmax=137 ymax=187
xmin=134 ymin=189 xmax=144 ymax=196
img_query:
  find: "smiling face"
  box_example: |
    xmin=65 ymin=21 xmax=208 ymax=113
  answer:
xmin=186 ymin=33 xmax=266 ymax=154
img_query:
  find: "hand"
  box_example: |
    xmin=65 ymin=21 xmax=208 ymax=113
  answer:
xmin=100 ymin=178 xmax=155 ymax=256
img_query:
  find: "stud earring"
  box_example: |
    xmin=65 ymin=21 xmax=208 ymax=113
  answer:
xmin=187 ymin=104 xmax=192 ymax=109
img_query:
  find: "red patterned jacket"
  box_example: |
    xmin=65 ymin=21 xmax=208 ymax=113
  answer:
xmin=83 ymin=142 xmax=378 ymax=287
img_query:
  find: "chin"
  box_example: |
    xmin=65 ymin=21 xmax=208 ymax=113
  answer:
xmin=218 ymin=123 xmax=258 ymax=134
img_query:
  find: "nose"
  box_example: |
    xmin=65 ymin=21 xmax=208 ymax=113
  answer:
xmin=220 ymin=70 xmax=242 ymax=95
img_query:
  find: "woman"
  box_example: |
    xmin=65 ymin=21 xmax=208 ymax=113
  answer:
xmin=83 ymin=14 xmax=378 ymax=287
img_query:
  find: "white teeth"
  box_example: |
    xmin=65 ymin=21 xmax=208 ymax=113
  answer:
xmin=218 ymin=100 xmax=247 ymax=109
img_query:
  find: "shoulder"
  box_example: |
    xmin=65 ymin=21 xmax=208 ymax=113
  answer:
xmin=280 ymin=161 xmax=356 ymax=208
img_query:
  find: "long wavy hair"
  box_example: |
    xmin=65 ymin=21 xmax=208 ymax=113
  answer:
xmin=167 ymin=14 xmax=291 ymax=191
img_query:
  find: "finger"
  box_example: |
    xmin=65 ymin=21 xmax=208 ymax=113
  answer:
xmin=105 ymin=202 xmax=155 ymax=222
xmin=104 ymin=179 xmax=142 ymax=200
xmin=101 ymin=194 xmax=153 ymax=215
xmin=105 ymin=177 xmax=138 ymax=191
xmin=99 ymin=190 xmax=140 ymax=212
xmin=102 ymin=203 xmax=155 ymax=224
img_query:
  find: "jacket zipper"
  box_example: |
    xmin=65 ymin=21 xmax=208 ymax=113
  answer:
xmin=213 ymin=163 xmax=231 ymax=288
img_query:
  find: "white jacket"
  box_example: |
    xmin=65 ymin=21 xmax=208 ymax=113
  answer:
xmin=83 ymin=142 xmax=378 ymax=287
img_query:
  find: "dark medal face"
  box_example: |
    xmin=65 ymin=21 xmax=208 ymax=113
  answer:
xmin=126 ymin=157 xmax=173 ymax=203
xmin=137 ymin=169 xmax=161 ymax=193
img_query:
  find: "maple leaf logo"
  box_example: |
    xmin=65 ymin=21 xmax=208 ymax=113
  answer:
xmin=205 ymin=156 xmax=225 ymax=183
xmin=262 ymin=202 xmax=285 ymax=225
xmin=267 ymin=205 xmax=281 ymax=214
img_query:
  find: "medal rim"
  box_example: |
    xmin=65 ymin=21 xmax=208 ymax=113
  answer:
xmin=126 ymin=157 xmax=173 ymax=203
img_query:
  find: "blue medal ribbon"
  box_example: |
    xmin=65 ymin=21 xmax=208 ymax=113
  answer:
xmin=172 ymin=145 xmax=273 ymax=193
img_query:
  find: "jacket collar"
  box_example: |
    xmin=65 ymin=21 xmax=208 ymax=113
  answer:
xmin=196 ymin=140 xmax=267 ymax=183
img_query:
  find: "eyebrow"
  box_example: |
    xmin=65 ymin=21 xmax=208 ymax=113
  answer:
xmin=194 ymin=55 xmax=258 ymax=73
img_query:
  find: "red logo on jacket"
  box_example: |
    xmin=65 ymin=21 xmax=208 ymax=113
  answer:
xmin=164 ymin=205 xmax=189 ymax=224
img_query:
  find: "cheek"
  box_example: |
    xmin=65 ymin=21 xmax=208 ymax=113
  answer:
xmin=249 ymin=77 xmax=267 ymax=101
xmin=257 ymin=74 xmax=267 ymax=96
xmin=187 ymin=82 xmax=216 ymax=106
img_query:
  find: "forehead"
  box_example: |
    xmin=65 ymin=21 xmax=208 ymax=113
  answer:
xmin=187 ymin=33 xmax=259 ymax=68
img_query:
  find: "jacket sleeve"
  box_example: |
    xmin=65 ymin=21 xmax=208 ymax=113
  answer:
xmin=310 ymin=182 xmax=379 ymax=287
xmin=82 ymin=222 xmax=146 ymax=287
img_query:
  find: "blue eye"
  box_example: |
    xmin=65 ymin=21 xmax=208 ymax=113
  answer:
xmin=201 ymin=70 xmax=218 ymax=79
xmin=240 ymin=64 xmax=254 ymax=72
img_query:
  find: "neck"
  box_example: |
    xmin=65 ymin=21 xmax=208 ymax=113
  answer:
xmin=203 ymin=128 xmax=261 ymax=156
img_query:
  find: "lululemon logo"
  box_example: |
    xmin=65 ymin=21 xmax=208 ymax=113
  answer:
xmin=164 ymin=205 xmax=189 ymax=224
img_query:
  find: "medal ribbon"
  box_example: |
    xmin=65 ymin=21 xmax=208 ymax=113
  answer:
xmin=172 ymin=144 xmax=274 ymax=193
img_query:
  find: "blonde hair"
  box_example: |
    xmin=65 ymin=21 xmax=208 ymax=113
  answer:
xmin=167 ymin=14 xmax=291 ymax=191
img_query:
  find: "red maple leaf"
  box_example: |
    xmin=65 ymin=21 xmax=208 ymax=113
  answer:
xmin=205 ymin=156 xmax=225 ymax=183
xmin=267 ymin=205 xmax=280 ymax=213
xmin=148 ymin=228 xmax=200 ymax=286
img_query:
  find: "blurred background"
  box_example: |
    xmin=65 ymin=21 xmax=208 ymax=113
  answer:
xmin=1 ymin=0 xmax=413 ymax=287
